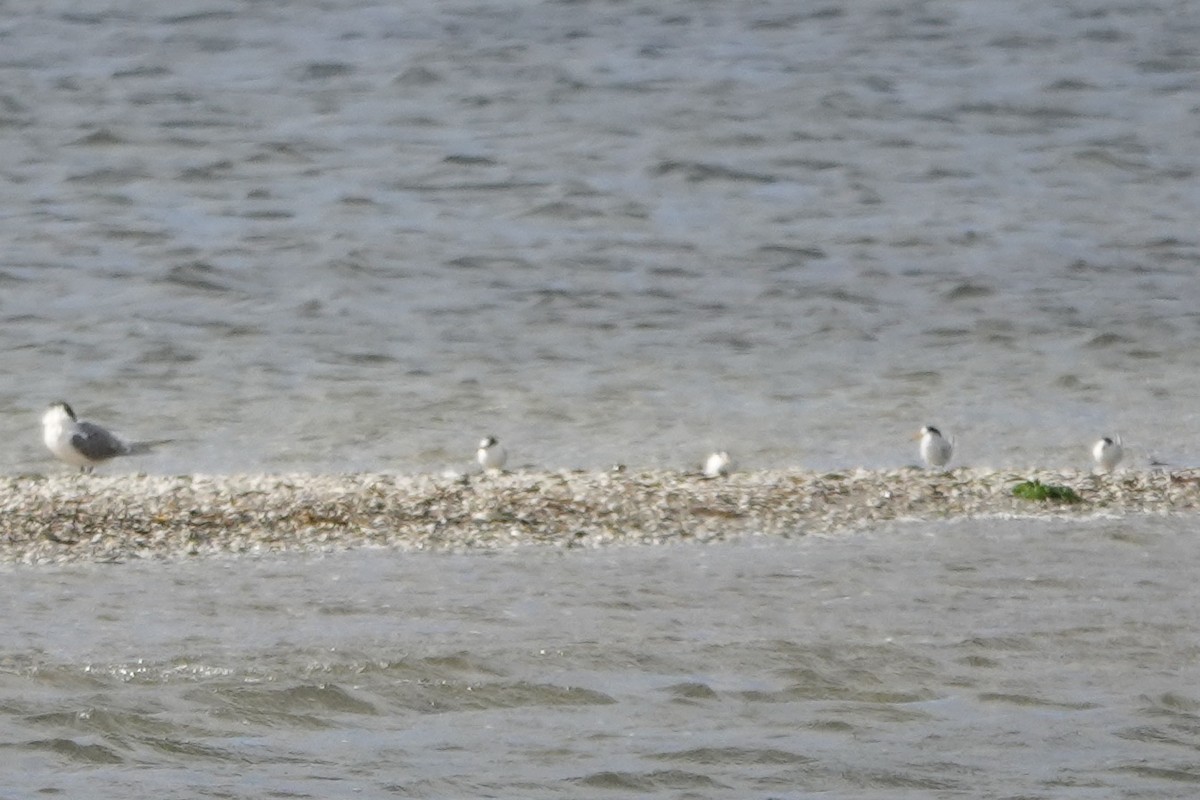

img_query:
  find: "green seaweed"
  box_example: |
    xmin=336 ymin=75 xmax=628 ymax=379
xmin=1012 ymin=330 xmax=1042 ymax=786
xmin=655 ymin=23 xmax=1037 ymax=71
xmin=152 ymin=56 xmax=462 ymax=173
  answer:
xmin=1011 ymin=479 xmax=1083 ymax=504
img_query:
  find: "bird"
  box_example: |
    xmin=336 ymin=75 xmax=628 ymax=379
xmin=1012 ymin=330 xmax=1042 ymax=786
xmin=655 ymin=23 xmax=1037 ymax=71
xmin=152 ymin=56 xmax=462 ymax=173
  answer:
xmin=41 ymin=401 xmax=167 ymax=473
xmin=476 ymin=436 xmax=507 ymax=474
xmin=1092 ymin=435 xmax=1123 ymax=472
xmin=917 ymin=425 xmax=953 ymax=469
xmin=703 ymin=451 xmax=733 ymax=478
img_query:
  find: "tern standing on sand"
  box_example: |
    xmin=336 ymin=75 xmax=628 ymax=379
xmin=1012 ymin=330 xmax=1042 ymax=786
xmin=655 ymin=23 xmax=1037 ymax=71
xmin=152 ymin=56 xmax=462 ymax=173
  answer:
xmin=42 ymin=401 xmax=167 ymax=473
xmin=918 ymin=425 xmax=953 ymax=469
xmin=1093 ymin=435 xmax=1123 ymax=472
xmin=703 ymin=451 xmax=733 ymax=478
xmin=477 ymin=436 xmax=507 ymax=474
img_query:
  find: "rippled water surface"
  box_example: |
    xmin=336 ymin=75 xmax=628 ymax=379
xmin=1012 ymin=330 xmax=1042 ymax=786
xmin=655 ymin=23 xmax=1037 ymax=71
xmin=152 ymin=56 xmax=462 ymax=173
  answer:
xmin=2 ymin=516 xmax=1199 ymax=797
xmin=1 ymin=0 xmax=1199 ymax=474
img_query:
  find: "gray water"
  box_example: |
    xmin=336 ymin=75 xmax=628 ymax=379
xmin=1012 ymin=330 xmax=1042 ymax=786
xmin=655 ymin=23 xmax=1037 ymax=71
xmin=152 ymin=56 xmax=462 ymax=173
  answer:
xmin=4 ymin=1 xmax=1200 ymax=796
xmin=1 ymin=0 xmax=1199 ymax=474
xmin=2 ymin=517 xmax=1200 ymax=798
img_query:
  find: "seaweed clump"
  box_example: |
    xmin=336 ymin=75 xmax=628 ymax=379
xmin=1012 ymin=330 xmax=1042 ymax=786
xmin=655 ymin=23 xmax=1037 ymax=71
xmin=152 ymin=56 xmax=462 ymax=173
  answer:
xmin=1012 ymin=479 xmax=1083 ymax=504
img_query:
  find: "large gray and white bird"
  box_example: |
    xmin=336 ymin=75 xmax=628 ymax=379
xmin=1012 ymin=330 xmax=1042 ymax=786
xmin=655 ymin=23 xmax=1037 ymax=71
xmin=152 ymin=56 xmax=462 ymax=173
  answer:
xmin=42 ymin=401 xmax=167 ymax=472
xmin=1092 ymin=435 xmax=1123 ymax=472
xmin=917 ymin=425 xmax=954 ymax=469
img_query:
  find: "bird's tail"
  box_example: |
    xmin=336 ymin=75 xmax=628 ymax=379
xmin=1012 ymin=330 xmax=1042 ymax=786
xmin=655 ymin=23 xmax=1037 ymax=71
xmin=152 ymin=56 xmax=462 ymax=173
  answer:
xmin=127 ymin=439 xmax=174 ymax=455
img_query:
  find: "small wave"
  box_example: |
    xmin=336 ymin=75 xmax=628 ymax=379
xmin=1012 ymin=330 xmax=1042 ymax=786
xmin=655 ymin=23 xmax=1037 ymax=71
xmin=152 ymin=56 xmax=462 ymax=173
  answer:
xmin=651 ymin=745 xmax=811 ymax=766
xmin=160 ymin=261 xmax=233 ymax=293
xmin=574 ymin=768 xmax=727 ymax=791
xmin=21 ymin=737 xmax=123 ymax=764
xmin=651 ymin=160 xmax=777 ymax=183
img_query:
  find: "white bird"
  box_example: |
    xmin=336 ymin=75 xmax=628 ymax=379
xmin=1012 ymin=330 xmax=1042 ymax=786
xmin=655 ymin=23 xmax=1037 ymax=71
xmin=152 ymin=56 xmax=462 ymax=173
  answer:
xmin=41 ymin=401 xmax=167 ymax=473
xmin=703 ymin=451 xmax=733 ymax=478
xmin=476 ymin=436 xmax=507 ymax=474
xmin=1093 ymin=435 xmax=1123 ymax=472
xmin=918 ymin=425 xmax=953 ymax=469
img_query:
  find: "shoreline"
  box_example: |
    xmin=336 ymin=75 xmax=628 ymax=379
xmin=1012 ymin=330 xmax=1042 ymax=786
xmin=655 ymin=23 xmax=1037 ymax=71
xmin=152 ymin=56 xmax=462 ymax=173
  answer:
xmin=2 ymin=468 xmax=1198 ymax=565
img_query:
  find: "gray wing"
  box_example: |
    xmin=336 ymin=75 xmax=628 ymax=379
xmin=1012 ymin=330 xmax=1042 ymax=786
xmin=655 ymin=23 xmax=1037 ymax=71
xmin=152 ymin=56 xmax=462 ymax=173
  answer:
xmin=71 ymin=422 xmax=131 ymax=461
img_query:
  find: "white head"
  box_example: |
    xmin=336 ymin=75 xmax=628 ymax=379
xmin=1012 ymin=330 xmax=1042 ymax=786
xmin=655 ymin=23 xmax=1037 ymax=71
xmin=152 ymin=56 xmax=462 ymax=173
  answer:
xmin=42 ymin=401 xmax=77 ymax=429
xmin=478 ymin=435 xmax=498 ymax=450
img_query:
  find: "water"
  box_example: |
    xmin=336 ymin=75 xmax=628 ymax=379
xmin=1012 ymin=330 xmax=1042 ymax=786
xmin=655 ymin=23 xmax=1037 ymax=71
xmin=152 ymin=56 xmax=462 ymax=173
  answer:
xmin=3 ymin=1 xmax=1200 ymax=795
xmin=1 ymin=516 xmax=1198 ymax=797
xmin=1 ymin=0 xmax=1198 ymax=474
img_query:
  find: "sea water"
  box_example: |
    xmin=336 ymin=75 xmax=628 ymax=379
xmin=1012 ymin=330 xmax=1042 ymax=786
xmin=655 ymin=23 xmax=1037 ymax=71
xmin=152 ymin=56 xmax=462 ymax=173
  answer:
xmin=2 ymin=1 xmax=1200 ymax=796
xmin=0 ymin=0 xmax=1197 ymax=474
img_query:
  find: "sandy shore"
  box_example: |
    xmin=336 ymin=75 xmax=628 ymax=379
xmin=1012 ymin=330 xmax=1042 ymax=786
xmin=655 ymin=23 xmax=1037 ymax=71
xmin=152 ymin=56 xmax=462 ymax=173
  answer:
xmin=0 ymin=468 xmax=1197 ymax=564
